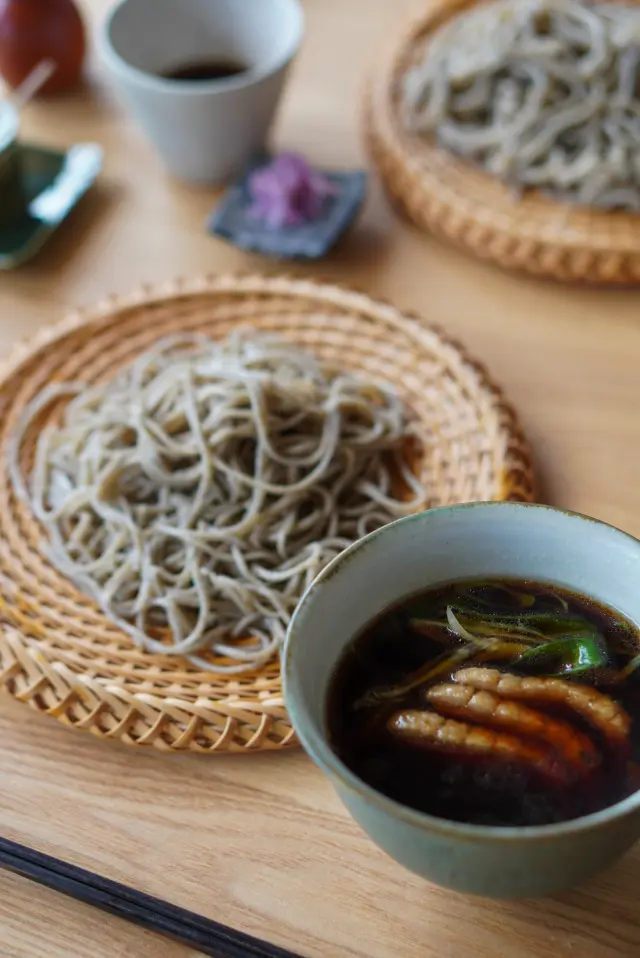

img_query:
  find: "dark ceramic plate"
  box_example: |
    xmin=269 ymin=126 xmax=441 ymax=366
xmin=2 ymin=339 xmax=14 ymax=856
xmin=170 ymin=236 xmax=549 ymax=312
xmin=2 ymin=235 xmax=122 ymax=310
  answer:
xmin=0 ymin=142 xmax=103 ymax=269
xmin=209 ymin=155 xmax=367 ymax=260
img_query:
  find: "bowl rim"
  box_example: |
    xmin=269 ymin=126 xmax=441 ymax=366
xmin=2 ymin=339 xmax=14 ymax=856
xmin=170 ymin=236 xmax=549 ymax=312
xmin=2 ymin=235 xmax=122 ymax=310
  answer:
xmin=283 ymin=500 xmax=640 ymax=841
xmin=98 ymin=0 xmax=304 ymax=97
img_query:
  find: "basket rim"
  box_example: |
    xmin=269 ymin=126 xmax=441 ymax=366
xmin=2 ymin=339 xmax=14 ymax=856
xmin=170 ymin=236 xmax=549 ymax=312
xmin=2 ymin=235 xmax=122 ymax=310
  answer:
xmin=0 ymin=270 xmax=514 ymax=386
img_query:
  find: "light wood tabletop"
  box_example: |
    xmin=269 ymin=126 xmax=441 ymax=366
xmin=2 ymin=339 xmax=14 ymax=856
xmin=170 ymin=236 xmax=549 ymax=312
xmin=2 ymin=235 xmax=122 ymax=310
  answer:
xmin=3 ymin=1 xmax=640 ymax=956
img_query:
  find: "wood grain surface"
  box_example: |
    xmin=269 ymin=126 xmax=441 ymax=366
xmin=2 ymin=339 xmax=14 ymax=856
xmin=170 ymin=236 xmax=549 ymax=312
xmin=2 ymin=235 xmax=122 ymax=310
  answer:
xmin=0 ymin=870 xmax=203 ymax=958
xmin=2 ymin=0 xmax=640 ymax=956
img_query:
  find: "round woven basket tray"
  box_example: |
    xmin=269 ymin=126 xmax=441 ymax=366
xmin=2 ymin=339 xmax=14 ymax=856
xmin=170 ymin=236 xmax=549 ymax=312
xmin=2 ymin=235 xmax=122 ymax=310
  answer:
xmin=365 ymin=0 xmax=640 ymax=285
xmin=0 ymin=274 xmax=534 ymax=753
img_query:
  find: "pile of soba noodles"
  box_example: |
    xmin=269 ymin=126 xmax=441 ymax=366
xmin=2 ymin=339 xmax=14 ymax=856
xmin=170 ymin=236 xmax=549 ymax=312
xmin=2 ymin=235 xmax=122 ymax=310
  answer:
xmin=10 ymin=331 xmax=427 ymax=672
xmin=403 ymin=0 xmax=640 ymax=209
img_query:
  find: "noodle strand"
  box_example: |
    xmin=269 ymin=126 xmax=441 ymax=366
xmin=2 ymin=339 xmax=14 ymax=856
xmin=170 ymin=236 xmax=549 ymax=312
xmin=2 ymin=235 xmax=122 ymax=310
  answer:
xmin=9 ymin=330 xmax=427 ymax=673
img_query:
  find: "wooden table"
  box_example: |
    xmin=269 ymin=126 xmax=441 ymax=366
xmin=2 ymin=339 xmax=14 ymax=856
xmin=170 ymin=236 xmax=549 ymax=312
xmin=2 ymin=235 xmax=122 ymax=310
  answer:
xmin=3 ymin=1 xmax=640 ymax=956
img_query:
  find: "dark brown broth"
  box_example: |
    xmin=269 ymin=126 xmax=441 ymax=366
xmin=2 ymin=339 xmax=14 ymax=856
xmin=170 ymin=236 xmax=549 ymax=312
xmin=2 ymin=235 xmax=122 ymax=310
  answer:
xmin=160 ymin=59 xmax=247 ymax=81
xmin=326 ymin=578 xmax=640 ymax=827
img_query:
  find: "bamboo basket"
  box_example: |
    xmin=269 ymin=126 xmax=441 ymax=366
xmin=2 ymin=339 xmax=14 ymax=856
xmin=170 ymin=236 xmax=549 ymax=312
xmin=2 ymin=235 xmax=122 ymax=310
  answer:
xmin=365 ymin=0 xmax=640 ymax=284
xmin=0 ymin=274 xmax=534 ymax=752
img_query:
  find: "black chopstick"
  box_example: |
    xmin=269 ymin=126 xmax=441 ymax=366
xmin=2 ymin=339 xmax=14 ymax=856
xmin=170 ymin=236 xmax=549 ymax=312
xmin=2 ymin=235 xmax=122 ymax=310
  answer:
xmin=0 ymin=837 xmax=304 ymax=958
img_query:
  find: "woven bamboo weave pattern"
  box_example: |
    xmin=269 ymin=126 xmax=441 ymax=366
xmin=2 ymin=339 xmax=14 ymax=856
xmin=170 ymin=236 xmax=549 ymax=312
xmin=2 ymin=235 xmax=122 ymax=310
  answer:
xmin=365 ymin=0 xmax=640 ymax=284
xmin=0 ymin=274 xmax=533 ymax=752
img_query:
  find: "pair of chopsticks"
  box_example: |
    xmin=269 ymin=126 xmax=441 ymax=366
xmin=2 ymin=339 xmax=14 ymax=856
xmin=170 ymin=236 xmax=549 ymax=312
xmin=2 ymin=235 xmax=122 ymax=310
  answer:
xmin=0 ymin=837 xmax=303 ymax=958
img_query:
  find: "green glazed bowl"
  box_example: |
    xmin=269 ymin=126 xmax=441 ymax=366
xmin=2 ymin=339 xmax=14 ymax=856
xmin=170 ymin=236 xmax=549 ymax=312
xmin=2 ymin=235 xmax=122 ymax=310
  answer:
xmin=283 ymin=502 xmax=640 ymax=898
xmin=0 ymin=102 xmax=25 ymax=229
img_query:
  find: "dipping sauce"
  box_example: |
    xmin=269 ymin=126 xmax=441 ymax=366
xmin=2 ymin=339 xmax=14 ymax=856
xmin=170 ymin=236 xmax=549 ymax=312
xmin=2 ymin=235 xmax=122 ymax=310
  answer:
xmin=326 ymin=578 xmax=640 ymax=827
xmin=160 ymin=59 xmax=247 ymax=81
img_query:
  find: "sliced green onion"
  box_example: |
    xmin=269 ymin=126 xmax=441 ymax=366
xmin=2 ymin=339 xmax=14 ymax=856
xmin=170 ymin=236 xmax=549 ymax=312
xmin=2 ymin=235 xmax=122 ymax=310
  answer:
xmin=450 ymin=608 xmax=602 ymax=641
xmin=473 ymin=640 xmax=530 ymax=661
xmin=517 ymin=634 xmax=608 ymax=676
xmin=353 ymin=645 xmax=476 ymax=710
xmin=446 ymin=606 xmax=478 ymax=642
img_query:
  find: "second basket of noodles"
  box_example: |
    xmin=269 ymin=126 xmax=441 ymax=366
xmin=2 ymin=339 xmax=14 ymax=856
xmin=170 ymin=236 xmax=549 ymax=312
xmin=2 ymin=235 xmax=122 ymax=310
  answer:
xmin=0 ymin=275 xmax=532 ymax=752
xmin=366 ymin=0 xmax=640 ymax=283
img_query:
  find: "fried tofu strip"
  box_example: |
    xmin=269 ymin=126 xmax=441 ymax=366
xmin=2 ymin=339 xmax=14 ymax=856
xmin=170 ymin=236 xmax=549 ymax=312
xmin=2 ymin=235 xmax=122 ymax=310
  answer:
xmin=388 ymin=710 xmax=569 ymax=786
xmin=454 ymin=668 xmax=630 ymax=749
xmin=426 ymin=683 xmax=600 ymax=774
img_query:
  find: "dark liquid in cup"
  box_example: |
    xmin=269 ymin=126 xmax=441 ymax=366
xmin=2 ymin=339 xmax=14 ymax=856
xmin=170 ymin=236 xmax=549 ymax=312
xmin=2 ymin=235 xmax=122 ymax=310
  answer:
xmin=161 ymin=59 xmax=247 ymax=81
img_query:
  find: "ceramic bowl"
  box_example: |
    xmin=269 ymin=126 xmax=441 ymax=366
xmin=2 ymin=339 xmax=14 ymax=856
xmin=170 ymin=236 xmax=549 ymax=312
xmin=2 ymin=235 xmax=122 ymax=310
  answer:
xmin=283 ymin=502 xmax=640 ymax=898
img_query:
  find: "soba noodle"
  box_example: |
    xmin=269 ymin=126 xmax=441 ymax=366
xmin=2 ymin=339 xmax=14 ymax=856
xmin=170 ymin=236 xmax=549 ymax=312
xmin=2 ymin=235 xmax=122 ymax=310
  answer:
xmin=9 ymin=331 xmax=427 ymax=672
xmin=403 ymin=0 xmax=640 ymax=209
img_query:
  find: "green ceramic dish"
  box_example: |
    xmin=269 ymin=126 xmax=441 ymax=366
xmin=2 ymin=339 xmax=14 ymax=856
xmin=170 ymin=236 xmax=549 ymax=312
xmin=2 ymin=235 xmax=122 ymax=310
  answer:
xmin=284 ymin=502 xmax=640 ymax=898
xmin=0 ymin=141 xmax=103 ymax=269
xmin=0 ymin=102 xmax=24 ymax=230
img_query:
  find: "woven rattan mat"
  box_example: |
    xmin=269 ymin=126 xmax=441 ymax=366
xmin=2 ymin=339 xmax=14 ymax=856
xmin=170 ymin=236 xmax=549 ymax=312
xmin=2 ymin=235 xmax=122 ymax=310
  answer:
xmin=365 ymin=0 xmax=640 ymax=284
xmin=0 ymin=274 xmax=533 ymax=752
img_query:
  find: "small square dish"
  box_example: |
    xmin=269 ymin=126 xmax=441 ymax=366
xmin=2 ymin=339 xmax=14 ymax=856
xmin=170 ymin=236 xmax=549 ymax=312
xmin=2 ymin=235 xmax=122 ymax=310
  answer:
xmin=0 ymin=142 xmax=103 ymax=269
xmin=208 ymin=153 xmax=367 ymax=260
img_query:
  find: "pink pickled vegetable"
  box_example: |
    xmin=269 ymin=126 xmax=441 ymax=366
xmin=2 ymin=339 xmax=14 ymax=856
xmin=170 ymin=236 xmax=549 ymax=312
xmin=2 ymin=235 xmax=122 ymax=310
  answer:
xmin=247 ymin=153 xmax=337 ymax=228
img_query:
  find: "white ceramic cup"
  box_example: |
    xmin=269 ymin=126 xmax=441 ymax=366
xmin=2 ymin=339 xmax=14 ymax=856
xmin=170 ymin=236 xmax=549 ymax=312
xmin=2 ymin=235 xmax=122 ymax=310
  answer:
xmin=283 ymin=502 xmax=640 ymax=898
xmin=99 ymin=0 xmax=304 ymax=185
